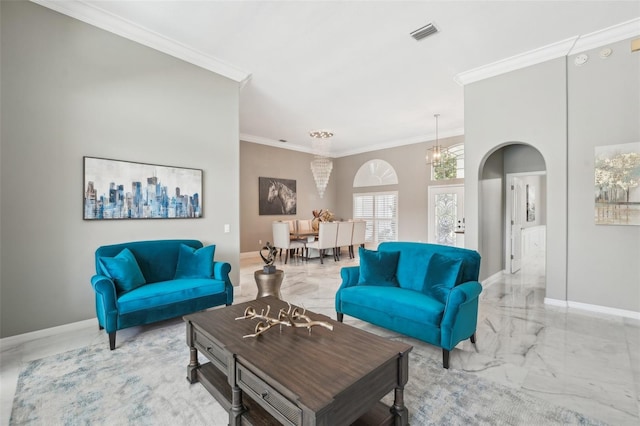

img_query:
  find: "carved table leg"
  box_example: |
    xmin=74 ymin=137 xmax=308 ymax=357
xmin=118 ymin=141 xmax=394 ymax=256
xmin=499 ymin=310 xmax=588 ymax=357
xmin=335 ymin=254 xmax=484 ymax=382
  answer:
xmin=185 ymin=321 xmax=200 ymax=384
xmin=391 ymin=351 xmax=410 ymax=425
xmin=392 ymin=386 xmax=408 ymax=425
xmin=186 ymin=346 xmax=200 ymax=384
xmin=229 ymin=385 xmax=243 ymax=426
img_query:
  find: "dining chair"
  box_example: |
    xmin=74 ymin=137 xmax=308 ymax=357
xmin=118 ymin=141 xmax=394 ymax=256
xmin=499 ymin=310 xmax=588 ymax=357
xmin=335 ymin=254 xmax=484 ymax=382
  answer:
xmin=305 ymin=222 xmax=338 ymax=264
xmin=296 ymin=219 xmax=313 ymax=234
xmin=350 ymin=220 xmax=367 ymax=258
xmin=335 ymin=222 xmax=354 ymax=260
xmin=286 ymin=219 xmax=304 ymax=255
xmin=272 ymin=221 xmax=305 ymax=264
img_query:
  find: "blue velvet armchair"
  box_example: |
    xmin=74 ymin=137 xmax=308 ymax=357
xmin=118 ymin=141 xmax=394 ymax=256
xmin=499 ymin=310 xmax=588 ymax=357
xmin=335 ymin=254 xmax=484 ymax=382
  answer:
xmin=335 ymin=242 xmax=482 ymax=368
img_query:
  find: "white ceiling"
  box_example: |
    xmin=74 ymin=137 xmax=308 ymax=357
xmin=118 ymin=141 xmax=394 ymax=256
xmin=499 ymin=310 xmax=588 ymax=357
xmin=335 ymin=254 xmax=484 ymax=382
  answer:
xmin=36 ymin=1 xmax=640 ymax=156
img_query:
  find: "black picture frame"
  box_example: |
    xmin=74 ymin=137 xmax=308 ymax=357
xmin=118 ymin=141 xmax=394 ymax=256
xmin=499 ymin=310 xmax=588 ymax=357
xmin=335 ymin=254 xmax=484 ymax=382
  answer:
xmin=259 ymin=177 xmax=297 ymax=215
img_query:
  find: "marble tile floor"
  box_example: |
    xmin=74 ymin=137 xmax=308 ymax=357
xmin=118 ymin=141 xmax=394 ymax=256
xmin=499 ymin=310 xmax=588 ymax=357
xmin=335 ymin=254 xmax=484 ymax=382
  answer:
xmin=1 ymin=250 xmax=638 ymax=425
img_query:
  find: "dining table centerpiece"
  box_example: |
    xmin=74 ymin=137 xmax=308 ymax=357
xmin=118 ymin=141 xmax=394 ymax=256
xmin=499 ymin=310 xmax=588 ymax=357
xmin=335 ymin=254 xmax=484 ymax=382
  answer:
xmin=311 ymin=209 xmax=335 ymax=232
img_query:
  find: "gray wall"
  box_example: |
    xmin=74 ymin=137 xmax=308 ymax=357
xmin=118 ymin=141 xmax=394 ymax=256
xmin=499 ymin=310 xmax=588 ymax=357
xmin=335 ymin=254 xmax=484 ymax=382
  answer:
xmin=334 ymin=136 xmax=464 ymax=244
xmin=566 ymin=38 xmax=640 ymax=311
xmin=504 ymin=144 xmax=546 ymax=174
xmin=239 ymin=141 xmax=337 ymax=252
xmin=1 ymin=1 xmax=240 ymax=337
xmin=479 ymin=149 xmax=505 ymax=278
xmin=466 ymin=39 xmax=639 ymax=312
xmin=465 ymin=58 xmax=568 ymax=300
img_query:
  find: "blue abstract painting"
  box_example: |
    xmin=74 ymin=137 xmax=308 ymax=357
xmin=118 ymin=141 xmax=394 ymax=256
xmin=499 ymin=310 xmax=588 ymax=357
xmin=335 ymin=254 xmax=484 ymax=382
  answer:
xmin=83 ymin=157 xmax=203 ymax=220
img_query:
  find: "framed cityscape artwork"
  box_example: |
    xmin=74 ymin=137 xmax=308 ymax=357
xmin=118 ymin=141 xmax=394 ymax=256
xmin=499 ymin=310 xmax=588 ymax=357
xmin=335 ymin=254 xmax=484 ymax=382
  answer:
xmin=594 ymin=142 xmax=640 ymax=226
xmin=83 ymin=156 xmax=203 ymax=220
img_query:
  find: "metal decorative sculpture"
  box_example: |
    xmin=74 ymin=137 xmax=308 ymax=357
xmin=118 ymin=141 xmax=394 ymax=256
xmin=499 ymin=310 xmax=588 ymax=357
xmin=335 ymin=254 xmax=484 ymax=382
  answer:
xmin=259 ymin=241 xmax=278 ymax=273
xmin=235 ymin=302 xmax=333 ymax=338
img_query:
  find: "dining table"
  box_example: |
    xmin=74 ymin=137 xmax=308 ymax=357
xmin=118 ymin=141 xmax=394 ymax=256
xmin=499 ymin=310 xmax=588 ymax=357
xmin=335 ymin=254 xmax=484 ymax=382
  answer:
xmin=290 ymin=231 xmax=318 ymax=241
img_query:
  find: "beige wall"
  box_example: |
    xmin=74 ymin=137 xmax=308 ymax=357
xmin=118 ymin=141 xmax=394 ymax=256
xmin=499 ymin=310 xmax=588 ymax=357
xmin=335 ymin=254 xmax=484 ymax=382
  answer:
xmin=334 ymin=135 xmax=464 ymax=243
xmin=1 ymin=1 xmax=240 ymax=337
xmin=239 ymin=141 xmax=337 ymax=252
xmin=240 ymin=135 xmax=463 ymax=252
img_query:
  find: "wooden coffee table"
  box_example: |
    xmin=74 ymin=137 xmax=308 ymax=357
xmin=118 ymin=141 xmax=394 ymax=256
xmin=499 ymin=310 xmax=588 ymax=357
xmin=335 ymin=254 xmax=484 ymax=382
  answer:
xmin=184 ymin=296 xmax=412 ymax=425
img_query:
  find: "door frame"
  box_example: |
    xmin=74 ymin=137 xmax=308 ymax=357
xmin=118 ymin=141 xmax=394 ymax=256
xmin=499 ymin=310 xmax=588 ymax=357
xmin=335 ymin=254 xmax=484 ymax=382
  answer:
xmin=504 ymin=171 xmax=546 ymax=272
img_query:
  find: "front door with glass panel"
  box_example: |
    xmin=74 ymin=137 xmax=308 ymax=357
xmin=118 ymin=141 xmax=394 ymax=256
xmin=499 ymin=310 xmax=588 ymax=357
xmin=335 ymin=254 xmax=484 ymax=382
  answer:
xmin=428 ymin=185 xmax=464 ymax=247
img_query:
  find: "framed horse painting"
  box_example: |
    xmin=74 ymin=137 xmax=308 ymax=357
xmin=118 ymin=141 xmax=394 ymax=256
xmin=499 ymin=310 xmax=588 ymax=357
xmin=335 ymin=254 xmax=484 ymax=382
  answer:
xmin=259 ymin=177 xmax=297 ymax=215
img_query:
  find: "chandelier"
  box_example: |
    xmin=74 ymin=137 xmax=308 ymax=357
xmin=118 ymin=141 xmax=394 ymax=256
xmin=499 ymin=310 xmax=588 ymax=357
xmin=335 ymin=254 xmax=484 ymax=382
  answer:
xmin=425 ymin=114 xmax=443 ymax=166
xmin=309 ymin=130 xmax=333 ymax=198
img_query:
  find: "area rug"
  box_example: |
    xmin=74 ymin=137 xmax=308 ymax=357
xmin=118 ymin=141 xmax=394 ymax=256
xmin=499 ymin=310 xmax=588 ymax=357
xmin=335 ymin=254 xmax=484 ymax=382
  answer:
xmin=10 ymin=321 xmax=607 ymax=426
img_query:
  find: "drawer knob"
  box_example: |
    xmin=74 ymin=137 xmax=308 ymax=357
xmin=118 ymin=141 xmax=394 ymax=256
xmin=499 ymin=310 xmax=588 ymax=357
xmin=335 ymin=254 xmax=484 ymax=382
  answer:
xmin=261 ymin=391 xmax=269 ymax=399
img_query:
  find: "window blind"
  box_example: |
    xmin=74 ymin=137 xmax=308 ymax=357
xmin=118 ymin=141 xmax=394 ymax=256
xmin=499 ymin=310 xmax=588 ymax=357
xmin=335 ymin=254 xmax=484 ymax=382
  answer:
xmin=353 ymin=191 xmax=398 ymax=243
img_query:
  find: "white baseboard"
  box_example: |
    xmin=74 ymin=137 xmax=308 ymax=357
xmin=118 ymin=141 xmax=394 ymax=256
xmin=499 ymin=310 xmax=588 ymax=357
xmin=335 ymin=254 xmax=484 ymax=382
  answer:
xmin=240 ymin=251 xmax=259 ymax=260
xmin=543 ymin=297 xmax=568 ymax=308
xmin=544 ymin=298 xmax=640 ymax=320
xmin=568 ymin=301 xmax=640 ymax=320
xmin=0 ymin=318 xmax=97 ymax=348
xmin=481 ymin=270 xmax=505 ymax=290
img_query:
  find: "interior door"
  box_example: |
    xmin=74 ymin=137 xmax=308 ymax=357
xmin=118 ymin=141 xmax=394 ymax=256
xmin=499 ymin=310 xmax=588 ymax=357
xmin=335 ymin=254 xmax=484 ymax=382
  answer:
xmin=510 ymin=177 xmax=524 ymax=273
xmin=428 ymin=185 xmax=464 ymax=247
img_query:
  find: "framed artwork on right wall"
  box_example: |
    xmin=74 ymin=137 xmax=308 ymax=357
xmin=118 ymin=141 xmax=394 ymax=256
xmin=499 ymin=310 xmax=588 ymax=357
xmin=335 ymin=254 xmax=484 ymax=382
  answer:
xmin=594 ymin=141 xmax=640 ymax=226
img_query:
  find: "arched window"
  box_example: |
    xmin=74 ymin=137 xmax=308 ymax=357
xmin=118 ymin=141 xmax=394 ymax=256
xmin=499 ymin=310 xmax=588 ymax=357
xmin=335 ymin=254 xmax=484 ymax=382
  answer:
xmin=353 ymin=159 xmax=398 ymax=187
xmin=353 ymin=160 xmax=399 ymax=243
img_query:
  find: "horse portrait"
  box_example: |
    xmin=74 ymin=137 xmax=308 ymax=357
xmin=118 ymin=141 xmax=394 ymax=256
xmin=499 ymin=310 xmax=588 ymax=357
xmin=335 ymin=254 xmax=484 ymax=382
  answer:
xmin=259 ymin=177 xmax=297 ymax=215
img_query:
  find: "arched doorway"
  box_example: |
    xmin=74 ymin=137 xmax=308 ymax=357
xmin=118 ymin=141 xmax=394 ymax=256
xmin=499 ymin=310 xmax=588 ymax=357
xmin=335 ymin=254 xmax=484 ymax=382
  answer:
xmin=478 ymin=143 xmax=547 ymax=284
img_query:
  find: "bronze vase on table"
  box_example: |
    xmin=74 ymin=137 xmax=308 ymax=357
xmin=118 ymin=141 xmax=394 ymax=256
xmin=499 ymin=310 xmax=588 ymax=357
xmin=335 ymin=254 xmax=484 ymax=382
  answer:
xmin=255 ymin=242 xmax=284 ymax=299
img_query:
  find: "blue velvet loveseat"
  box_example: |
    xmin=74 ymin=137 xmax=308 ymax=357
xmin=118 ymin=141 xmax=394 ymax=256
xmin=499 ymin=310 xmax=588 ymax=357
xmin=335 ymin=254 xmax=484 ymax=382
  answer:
xmin=335 ymin=242 xmax=481 ymax=368
xmin=91 ymin=239 xmax=233 ymax=350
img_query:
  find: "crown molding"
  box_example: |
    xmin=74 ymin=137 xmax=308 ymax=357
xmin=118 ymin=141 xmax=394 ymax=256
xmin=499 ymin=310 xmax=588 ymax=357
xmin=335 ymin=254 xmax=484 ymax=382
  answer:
xmin=30 ymin=0 xmax=251 ymax=84
xmin=240 ymin=134 xmax=316 ymax=156
xmin=455 ymin=17 xmax=640 ymax=86
xmin=454 ymin=36 xmax=578 ymax=86
xmin=333 ymin=127 xmax=465 ymax=158
xmin=569 ymin=17 xmax=640 ymax=55
xmin=240 ymin=129 xmax=466 ymax=159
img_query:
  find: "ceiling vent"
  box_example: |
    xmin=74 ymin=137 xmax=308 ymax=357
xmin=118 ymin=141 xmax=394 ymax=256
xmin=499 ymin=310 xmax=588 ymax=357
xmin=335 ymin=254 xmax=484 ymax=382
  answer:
xmin=410 ymin=23 xmax=438 ymax=41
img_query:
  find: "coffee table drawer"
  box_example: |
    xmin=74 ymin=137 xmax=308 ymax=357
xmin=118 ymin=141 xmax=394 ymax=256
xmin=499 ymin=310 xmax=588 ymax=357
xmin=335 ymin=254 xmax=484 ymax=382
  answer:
xmin=193 ymin=329 xmax=228 ymax=372
xmin=236 ymin=362 xmax=302 ymax=426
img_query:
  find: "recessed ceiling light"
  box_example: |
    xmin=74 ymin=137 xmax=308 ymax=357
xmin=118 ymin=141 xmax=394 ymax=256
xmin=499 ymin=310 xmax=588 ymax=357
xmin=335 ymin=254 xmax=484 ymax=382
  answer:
xmin=599 ymin=47 xmax=612 ymax=59
xmin=574 ymin=54 xmax=588 ymax=66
